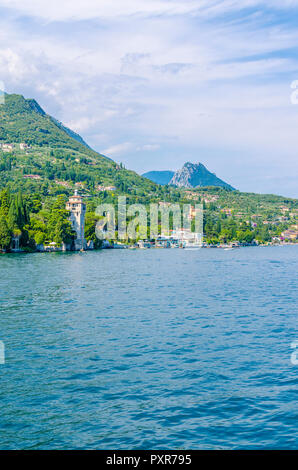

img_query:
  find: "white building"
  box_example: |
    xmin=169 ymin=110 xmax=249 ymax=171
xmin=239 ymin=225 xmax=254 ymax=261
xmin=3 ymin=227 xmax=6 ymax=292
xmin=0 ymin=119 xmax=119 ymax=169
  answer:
xmin=66 ymin=190 xmax=87 ymax=250
xmin=1 ymin=143 xmax=14 ymax=152
xmin=19 ymin=143 xmax=30 ymax=150
xmin=171 ymin=228 xmax=203 ymax=246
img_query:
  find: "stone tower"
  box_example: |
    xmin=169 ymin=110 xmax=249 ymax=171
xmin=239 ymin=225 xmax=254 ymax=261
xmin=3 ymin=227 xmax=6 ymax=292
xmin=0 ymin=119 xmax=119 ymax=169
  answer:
xmin=66 ymin=190 xmax=87 ymax=250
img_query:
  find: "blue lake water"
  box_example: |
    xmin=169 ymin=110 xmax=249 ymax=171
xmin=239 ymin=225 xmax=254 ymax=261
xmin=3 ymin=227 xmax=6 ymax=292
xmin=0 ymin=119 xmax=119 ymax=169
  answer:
xmin=0 ymin=246 xmax=297 ymax=449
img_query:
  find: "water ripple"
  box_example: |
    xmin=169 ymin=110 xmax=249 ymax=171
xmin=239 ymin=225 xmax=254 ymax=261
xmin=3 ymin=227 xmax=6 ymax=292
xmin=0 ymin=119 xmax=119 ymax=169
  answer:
xmin=0 ymin=246 xmax=297 ymax=449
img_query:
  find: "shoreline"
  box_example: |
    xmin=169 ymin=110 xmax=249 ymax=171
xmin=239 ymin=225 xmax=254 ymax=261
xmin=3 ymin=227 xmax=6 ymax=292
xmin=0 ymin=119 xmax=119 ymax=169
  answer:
xmin=1 ymin=242 xmax=297 ymax=255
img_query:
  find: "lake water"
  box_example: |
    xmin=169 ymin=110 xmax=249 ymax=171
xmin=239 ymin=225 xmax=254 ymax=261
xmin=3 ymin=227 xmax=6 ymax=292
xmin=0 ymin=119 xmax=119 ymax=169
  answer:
xmin=0 ymin=246 xmax=297 ymax=449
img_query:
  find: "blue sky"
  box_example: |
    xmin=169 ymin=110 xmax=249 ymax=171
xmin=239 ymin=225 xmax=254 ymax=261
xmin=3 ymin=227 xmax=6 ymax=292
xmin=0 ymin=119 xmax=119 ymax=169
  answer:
xmin=0 ymin=0 xmax=298 ymax=197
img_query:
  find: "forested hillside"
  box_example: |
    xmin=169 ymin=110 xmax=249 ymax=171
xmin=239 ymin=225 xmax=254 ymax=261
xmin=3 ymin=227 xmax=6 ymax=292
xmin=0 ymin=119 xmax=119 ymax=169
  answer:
xmin=0 ymin=92 xmax=297 ymax=251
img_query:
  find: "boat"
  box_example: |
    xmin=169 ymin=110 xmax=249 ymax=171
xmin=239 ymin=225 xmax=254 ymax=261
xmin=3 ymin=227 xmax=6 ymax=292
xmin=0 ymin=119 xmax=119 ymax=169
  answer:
xmin=184 ymin=243 xmax=202 ymax=249
xmin=113 ymin=244 xmax=127 ymax=249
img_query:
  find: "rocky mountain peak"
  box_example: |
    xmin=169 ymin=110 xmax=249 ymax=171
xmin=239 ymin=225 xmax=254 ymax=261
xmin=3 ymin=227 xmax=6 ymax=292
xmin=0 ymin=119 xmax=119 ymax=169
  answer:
xmin=169 ymin=162 xmax=235 ymax=190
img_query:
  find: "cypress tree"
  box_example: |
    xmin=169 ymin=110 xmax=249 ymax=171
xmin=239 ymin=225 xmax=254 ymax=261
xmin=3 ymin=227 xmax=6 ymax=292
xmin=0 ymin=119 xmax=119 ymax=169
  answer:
xmin=7 ymin=198 xmax=19 ymax=231
xmin=0 ymin=188 xmax=11 ymax=217
xmin=0 ymin=216 xmax=11 ymax=250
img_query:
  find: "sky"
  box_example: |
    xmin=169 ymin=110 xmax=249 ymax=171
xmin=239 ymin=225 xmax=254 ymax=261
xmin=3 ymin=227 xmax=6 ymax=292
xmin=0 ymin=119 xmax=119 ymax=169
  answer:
xmin=0 ymin=1 xmax=298 ymax=197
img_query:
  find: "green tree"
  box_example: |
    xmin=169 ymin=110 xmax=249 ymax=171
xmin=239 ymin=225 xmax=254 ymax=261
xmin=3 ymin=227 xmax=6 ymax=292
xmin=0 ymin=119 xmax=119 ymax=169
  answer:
xmin=85 ymin=212 xmax=103 ymax=249
xmin=34 ymin=231 xmax=46 ymax=245
xmin=7 ymin=198 xmax=19 ymax=231
xmin=16 ymin=191 xmax=29 ymax=228
xmin=47 ymin=195 xmax=76 ymax=245
xmin=0 ymin=216 xmax=11 ymax=250
xmin=0 ymin=188 xmax=11 ymax=217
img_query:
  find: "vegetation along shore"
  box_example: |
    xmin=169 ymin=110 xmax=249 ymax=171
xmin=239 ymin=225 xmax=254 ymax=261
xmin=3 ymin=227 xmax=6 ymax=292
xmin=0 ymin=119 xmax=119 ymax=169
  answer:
xmin=0 ymin=93 xmax=297 ymax=253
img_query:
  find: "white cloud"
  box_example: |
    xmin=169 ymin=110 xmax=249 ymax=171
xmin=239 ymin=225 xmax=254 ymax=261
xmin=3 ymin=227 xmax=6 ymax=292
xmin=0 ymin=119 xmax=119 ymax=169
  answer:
xmin=0 ymin=48 xmax=38 ymax=82
xmin=0 ymin=0 xmax=201 ymax=21
xmin=0 ymin=0 xmax=298 ymax=195
xmin=102 ymin=142 xmax=135 ymax=157
xmin=64 ymin=116 xmax=98 ymax=132
xmin=1 ymin=0 xmax=298 ymax=22
xmin=137 ymin=144 xmax=160 ymax=151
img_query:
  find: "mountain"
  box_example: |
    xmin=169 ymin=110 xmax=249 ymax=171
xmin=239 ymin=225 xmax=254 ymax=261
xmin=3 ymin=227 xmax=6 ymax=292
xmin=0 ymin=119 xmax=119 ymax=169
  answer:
xmin=50 ymin=117 xmax=91 ymax=149
xmin=0 ymin=93 xmax=297 ymax=248
xmin=170 ymin=162 xmax=235 ymax=190
xmin=0 ymin=93 xmax=103 ymax=157
xmin=143 ymin=162 xmax=235 ymax=190
xmin=0 ymin=92 xmax=158 ymax=195
xmin=0 ymin=93 xmax=235 ymax=196
xmin=142 ymin=170 xmax=174 ymax=185
xmin=14 ymin=96 xmax=91 ymax=149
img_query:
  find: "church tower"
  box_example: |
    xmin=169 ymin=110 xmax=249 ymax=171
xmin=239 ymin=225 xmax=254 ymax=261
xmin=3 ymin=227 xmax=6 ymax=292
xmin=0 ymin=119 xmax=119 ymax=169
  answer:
xmin=66 ymin=190 xmax=87 ymax=250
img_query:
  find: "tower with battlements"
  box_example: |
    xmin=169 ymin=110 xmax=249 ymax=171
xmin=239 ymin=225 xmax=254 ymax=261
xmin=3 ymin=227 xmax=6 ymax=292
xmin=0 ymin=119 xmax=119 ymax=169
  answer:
xmin=66 ymin=190 xmax=87 ymax=250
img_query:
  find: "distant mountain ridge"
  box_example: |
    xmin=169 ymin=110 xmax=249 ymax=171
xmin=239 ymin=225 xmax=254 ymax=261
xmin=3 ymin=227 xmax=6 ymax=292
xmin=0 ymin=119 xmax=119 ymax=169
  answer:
xmin=143 ymin=162 xmax=235 ymax=190
xmin=142 ymin=170 xmax=175 ymax=185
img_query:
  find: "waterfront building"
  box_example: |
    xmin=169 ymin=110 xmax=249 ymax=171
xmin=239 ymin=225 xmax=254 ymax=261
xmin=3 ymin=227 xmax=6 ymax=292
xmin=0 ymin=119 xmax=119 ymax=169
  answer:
xmin=281 ymin=229 xmax=298 ymax=241
xmin=66 ymin=190 xmax=87 ymax=250
xmin=10 ymin=234 xmax=21 ymax=252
